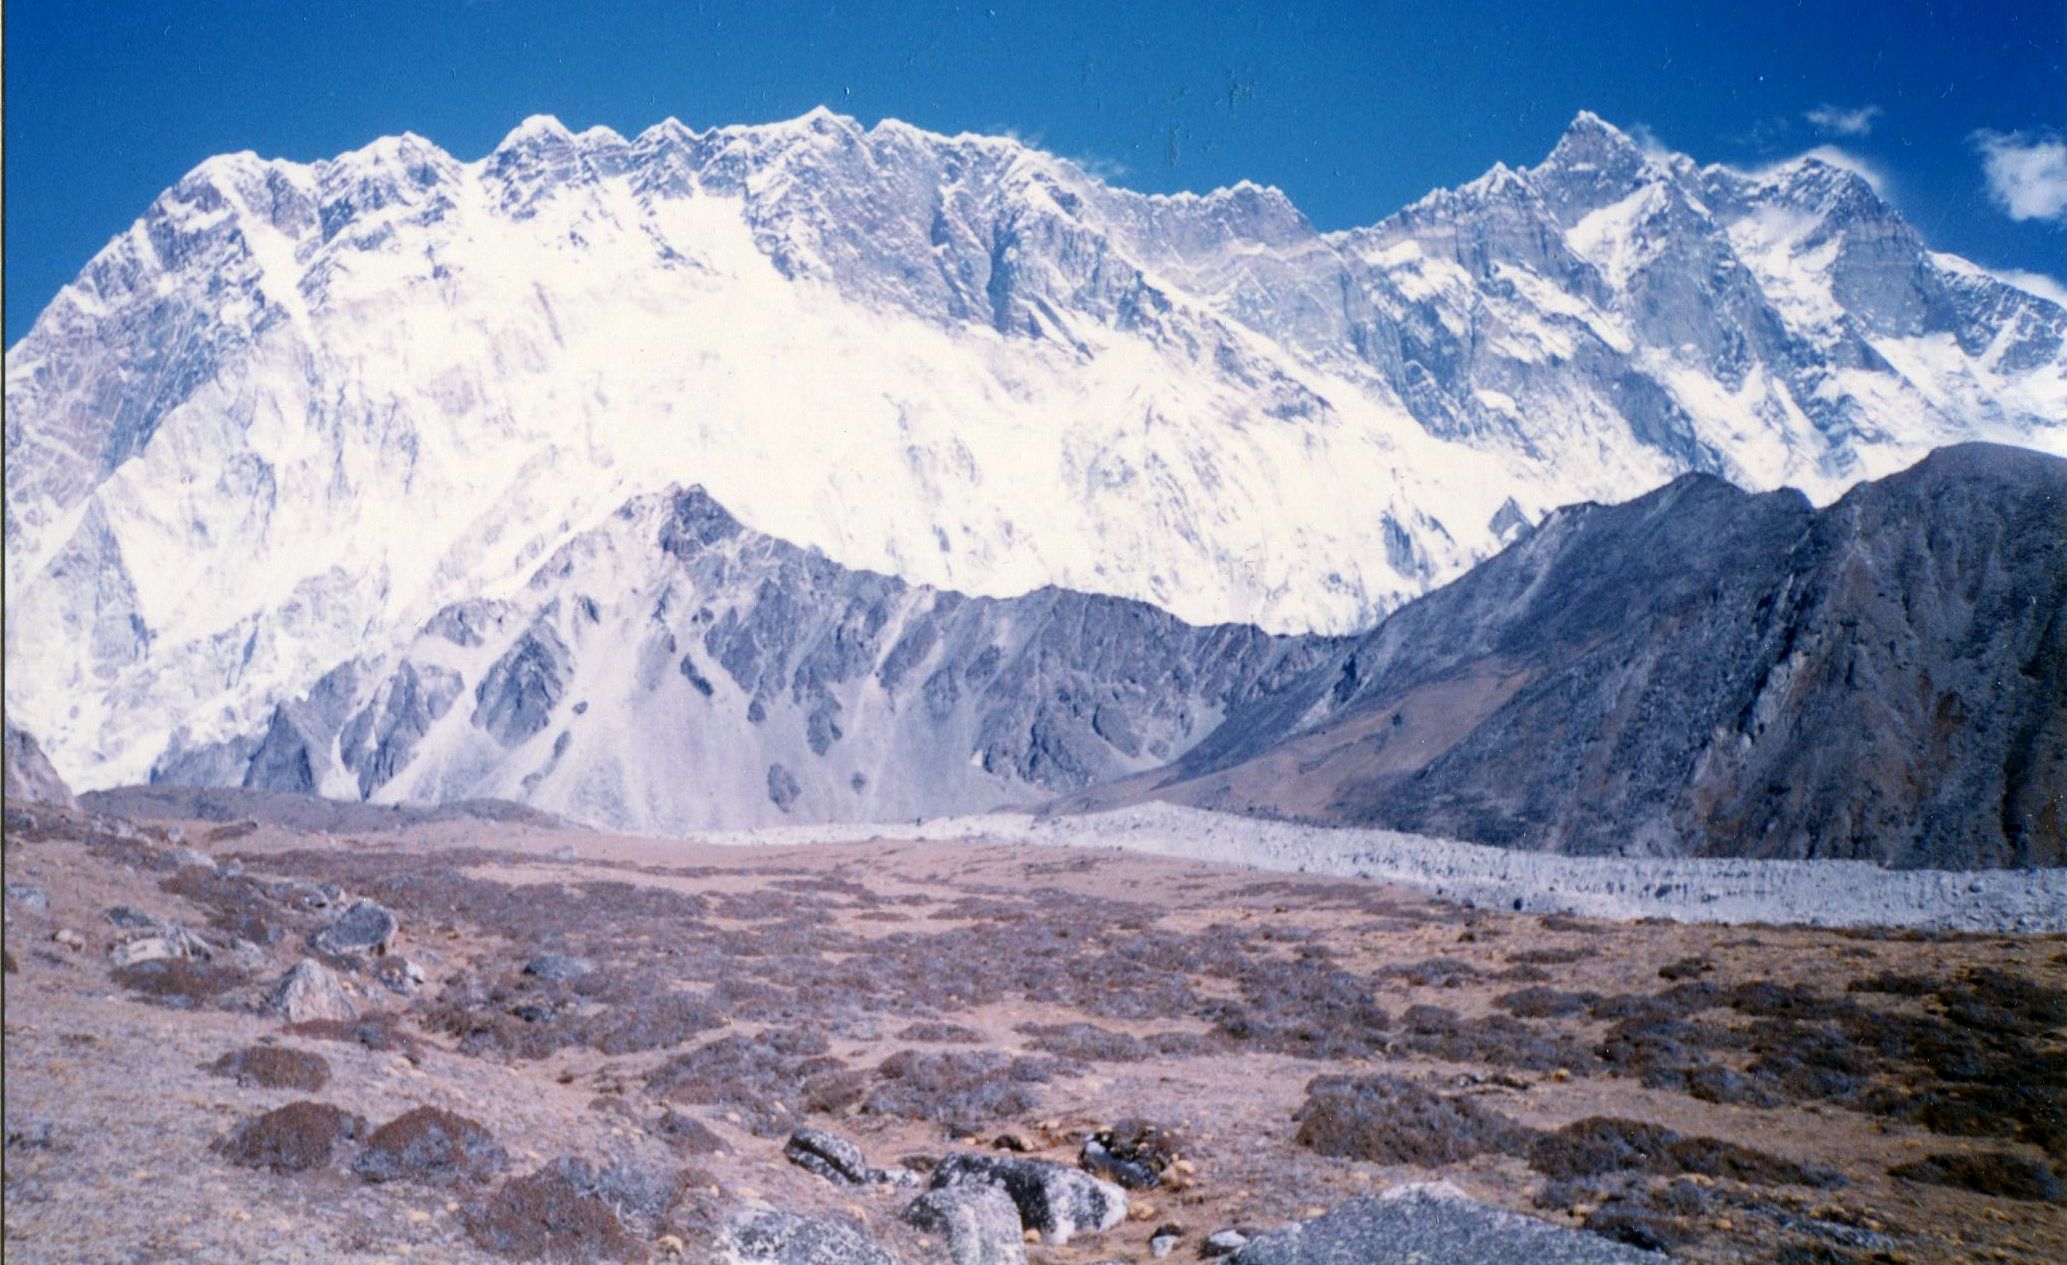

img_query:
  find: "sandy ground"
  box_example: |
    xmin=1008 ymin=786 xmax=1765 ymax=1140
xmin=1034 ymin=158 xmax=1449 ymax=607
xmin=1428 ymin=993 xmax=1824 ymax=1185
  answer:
xmin=5 ymin=798 xmax=2064 ymax=1264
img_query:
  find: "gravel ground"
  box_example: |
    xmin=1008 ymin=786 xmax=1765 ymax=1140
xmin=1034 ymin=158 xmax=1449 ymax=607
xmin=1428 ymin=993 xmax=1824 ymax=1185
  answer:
xmin=703 ymin=803 xmax=2067 ymax=933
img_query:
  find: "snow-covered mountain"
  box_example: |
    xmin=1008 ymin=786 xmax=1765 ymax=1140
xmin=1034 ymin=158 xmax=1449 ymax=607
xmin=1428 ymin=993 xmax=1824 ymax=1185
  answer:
xmin=7 ymin=108 xmax=2064 ymax=792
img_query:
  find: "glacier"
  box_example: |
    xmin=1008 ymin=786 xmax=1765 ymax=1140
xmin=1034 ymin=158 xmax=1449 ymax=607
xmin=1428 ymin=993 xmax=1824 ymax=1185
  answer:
xmin=5 ymin=107 xmax=2064 ymax=793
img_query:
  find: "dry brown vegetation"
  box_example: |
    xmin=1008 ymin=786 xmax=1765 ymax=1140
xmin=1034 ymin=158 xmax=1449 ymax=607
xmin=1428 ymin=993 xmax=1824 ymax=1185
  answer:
xmin=4 ymin=797 xmax=2063 ymax=1264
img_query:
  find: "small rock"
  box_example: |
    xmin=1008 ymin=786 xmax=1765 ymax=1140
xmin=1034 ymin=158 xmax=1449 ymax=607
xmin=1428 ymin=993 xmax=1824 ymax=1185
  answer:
xmin=784 ymin=1127 xmax=873 ymax=1185
xmin=1203 ymin=1228 xmax=1249 ymax=1257
xmin=112 ymin=936 xmax=181 ymax=967
xmin=1150 ymin=1225 xmax=1183 ymax=1258
xmin=522 ymin=953 xmax=595 ymax=982
xmin=657 ymin=1234 xmax=686 ymax=1257
xmin=373 ymin=956 xmax=426 ymax=995
xmin=992 ymin=1133 xmax=1033 ymax=1152
xmin=4 ymin=883 xmax=47 ymax=910
xmin=167 ymin=847 xmax=216 ymax=870
xmin=106 ymin=906 xmax=169 ymax=934
xmin=311 ymin=899 xmax=398 ymax=956
xmin=268 ymin=959 xmax=357 ymax=1024
xmin=223 ymin=938 xmax=273 ymax=974
xmin=51 ymin=928 xmax=84 ymax=951
xmin=1082 ymin=1118 xmax=1181 ymax=1191
xmin=904 ymin=1182 xmax=1027 ymax=1265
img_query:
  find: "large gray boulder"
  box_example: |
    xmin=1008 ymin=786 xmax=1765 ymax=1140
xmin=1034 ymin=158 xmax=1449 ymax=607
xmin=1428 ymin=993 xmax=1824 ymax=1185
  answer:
xmin=311 ymin=899 xmax=399 ymax=956
xmin=929 ymin=1153 xmax=1126 ymax=1246
xmin=722 ymin=1209 xmax=905 ymax=1265
xmin=267 ymin=958 xmax=357 ymax=1024
xmin=1230 ymin=1183 xmax=1668 ymax=1265
xmin=903 ymin=1182 xmax=1027 ymax=1265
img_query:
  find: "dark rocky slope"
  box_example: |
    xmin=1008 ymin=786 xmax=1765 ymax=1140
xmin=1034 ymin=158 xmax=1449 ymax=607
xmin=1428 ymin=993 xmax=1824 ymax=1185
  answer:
xmin=4 ymin=722 xmax=75 ymax=806
xmin=1080 ymin=443 xmax=2066 ymax=868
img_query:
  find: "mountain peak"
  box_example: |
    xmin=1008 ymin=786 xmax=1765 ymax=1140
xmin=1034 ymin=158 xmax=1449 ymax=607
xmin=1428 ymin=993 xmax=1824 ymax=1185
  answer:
xmin=790 ymin=104 xmax=863 ymax=134
xmin=1549 ymin=110 xmax=1642 ymax=161
xmin=495 ymin=114 xmax=576 ymax=151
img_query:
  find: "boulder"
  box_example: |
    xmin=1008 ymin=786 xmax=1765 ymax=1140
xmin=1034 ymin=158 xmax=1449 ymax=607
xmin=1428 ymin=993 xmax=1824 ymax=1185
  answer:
xmin=112 ymin=936 xmax=181 ymax=967
xmin=522 ymin=952 xmax=595 ymax=982
xmin=106 ymin=906 xmax=170 ymax=934
xmin=784 ymin=1127 xmax=872 ymax=1185
xmin=903 ymin=1182 xmax=1027 ymax=1265
xmin=311 ymin=899 xmax=398 ymax=956
xmin=1079 ymin=1119 xmax=1178 ymax=1190
xmin=929 ymin=1153 xmax=1127 ymax=1246
xmin=268 ymin=958 xmax=357 ymax=1024
xmin=1230 ymin=1184 xmax=1670 ymax=1265
xmin=723 ymin=1209 xmax=905 ymax=1265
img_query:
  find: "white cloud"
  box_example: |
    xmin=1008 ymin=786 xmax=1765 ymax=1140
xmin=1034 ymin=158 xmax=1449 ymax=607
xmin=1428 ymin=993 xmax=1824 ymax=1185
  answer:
xmin=1786 ymin=145 xmax=1891 ymax=196
xmin=1805 ymin=103 xmax=1882 ymax=138
xmin=1989 ymin=266 xmax=2067 ymax=308
xmin=1971 ymin=129 xmax=2067 ymax=224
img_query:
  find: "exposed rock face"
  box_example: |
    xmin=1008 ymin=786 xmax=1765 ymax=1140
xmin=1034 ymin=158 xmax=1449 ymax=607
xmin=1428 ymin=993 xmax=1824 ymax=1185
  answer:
xmin=1113 ymin=444 xmax=2067 ymax=867
xmin=929 ymin=1153 xmax=1128 ymax=1246
xmin=3 ymin=722 xmax=74 ymax=805
xmin=1230 ymin=1184 xmax=1667 ymax=1264
xmin=158 ymin=487 xmax=1325 ymax=832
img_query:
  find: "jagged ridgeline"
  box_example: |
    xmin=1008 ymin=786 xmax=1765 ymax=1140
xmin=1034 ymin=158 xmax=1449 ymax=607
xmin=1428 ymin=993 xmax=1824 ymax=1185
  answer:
xmin=153 ymin=488 xmax=1333 ymax=832
xmin=7 ymin=109 xmax=2064 ymax=798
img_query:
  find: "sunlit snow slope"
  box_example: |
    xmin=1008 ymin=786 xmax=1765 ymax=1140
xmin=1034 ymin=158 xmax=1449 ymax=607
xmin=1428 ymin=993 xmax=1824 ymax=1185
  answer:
xmin=6 ymin=108 xmax=2064 ymax=790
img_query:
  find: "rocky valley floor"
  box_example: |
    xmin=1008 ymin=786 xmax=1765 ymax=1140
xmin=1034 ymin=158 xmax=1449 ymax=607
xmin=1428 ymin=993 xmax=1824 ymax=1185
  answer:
xmin=4 ymin=796 xmax=2064 ymax=1264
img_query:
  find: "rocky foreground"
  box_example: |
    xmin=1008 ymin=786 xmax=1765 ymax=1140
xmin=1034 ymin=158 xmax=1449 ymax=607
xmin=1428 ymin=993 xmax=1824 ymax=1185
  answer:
xmin=4 ymin=794 xmax=2064 ymax=1263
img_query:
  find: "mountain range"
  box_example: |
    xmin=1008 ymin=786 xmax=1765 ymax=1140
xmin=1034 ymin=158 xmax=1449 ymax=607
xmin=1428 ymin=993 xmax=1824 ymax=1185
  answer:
xmin=5 ymin=108 xmax=2064 ymax=860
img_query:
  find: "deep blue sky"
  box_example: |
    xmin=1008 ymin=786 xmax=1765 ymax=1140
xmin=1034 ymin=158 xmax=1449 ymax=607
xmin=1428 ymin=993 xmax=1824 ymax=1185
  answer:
xmin=8 ymin=1 xmax=2064 ymax=344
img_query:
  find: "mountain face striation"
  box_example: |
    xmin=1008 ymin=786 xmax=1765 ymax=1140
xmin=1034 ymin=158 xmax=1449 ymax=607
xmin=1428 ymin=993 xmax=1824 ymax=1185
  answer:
xmin=1090 ymin=444 xmax=2066 ymax=868
xmin=152 ymin=488 xmax=1329 ymax=833
xmin=6 ymin=108 xmax=2063 ymax=794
